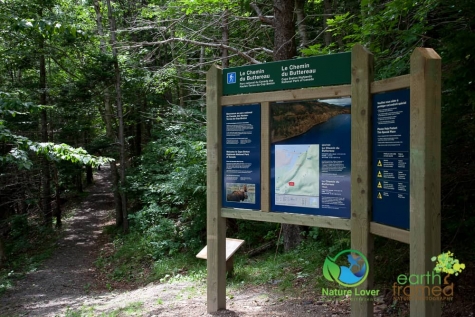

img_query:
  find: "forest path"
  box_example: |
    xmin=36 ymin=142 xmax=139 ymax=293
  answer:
xmin=0 ymin=164 xmax=115 ymax=316
xmin=0 ymin=165 xmax=353 ymax=317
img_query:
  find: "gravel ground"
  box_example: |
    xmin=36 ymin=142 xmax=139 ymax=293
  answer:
xmin=0 ymin=165 xmax=368 ymax=317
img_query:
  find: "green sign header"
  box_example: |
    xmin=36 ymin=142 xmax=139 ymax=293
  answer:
xmin=222 ymin=52 xmax=351 ymax=95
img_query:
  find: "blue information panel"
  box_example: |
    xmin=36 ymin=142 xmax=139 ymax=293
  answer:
xmin=270 ymin=99 xmax=351 ymax=218
xmin=372 ymin=89 xmax=410 ymax=230
xmin=222 ymin=104 xmax=261 ymax=209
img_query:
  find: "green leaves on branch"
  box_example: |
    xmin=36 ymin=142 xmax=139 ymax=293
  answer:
xmin=34 ymin=142 xmax=114 ymax=166
xmin=0 ymin=92 xmax=113 ymax=169
xmin=11 ymin=17 xmax=86 ymax=40
xmin=178 ymin=0 xmax=232 ymax=14
xmin=0 ymin=91 xmax=46 ymax=117
xmin=0 ymin=127 xmax=113 ymax=169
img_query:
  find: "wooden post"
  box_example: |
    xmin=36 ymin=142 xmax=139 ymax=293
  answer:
xmin=206 ymin=65 xmax=227 ymax=313
xmin=410 ymin=48 xmax=441 ymax=317
xmin=350 ymin=44 xmax=374 ymax=317
xmin=261 ymin=101 xmax=270 ymax=212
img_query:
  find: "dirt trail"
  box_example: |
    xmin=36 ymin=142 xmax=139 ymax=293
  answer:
xmin=0 ymin=165 xmax=354 ymax=317
xmin=0 ymin=165 xmax=114 ymax=316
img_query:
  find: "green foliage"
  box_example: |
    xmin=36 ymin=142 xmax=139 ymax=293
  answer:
xmin=229 ymin=239 xmax=334 ymax=292
xmin=11 ymin=17 xmax=87 ymax=41
xmin=0 ymin=216 xmax=58 ymax=294
xmin=128 ymin=215 xmax=182 ymax=258
xmin=0 ymin=91 xmax=113 ymax=169
xmin=152 ymin=253 xmax=205 ymax=282
xmin=95 ymin=107 xmax=207 ymax=281
xmin=233 ymin=220 xmax=279 ymax=248
xmin=300 ymin=43 xmax=333 ymax=57
xmin=178 ymin=0 xmax=232 ymax=14
xmin=126 ymin=106 xmax=207 ymax=257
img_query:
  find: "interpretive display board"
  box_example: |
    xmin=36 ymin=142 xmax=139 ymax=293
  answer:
xmin=222 ymin=53 xmax=351 ymax=95
xmin=222 ymin=104 xmax=261 ymax=210
xmin=207 ymin=45 xmax=441 ymax=317
xmin=372 ymin=89 xmax=410 ymax=229
xmin=270 ymin=98 xmax=351 ymax=217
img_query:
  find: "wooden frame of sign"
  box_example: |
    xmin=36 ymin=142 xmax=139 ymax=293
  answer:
xmin=206 ymin=44 xmax=441 ymax=317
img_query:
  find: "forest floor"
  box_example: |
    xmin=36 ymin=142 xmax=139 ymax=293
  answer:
xmin=0 ymin=165 xmax=355 ymax=317
xmin=0 ymin=165 xmax=472 ymax=317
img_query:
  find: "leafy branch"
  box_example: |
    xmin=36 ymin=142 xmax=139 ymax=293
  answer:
xmin=0 ymin=92 xmax=113 ymax=170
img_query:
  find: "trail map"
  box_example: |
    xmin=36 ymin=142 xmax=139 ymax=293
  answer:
xmin=274 ymin=144 xmax=320 ymax=208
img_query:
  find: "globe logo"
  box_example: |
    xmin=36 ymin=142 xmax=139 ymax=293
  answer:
xmin=323 ymin=249 xmax=369 ymax=287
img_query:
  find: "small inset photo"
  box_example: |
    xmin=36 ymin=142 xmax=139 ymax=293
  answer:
xmin=226 ymin=183 xmax=256 ymax=204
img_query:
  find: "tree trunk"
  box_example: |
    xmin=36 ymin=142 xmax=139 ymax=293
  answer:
xmin=0 ymin=237 xmax=6 ymax=267
xmin=94 ymin=0 xmax=123 ymax=228
xmin=273 ymin=0 xmax=301 ymax=251
xmin=323 ymin=0 xmax=332 ymax=47
xmin=273 ymin=0 xmax=296 ymax=60
xmin=221 ymin=9 xmax=229 ymax=68
xmin=135 ymin=103 xmax=142 ymax=157
xmin=39 ymin=28 xmax=52 ymax=227
xmin=106 ymin=0 xmax=128 ymax=233
xmin=200 ymin=46 xmax=205 ymax=71
xmin=52 ymin=166 xmax=62 ymax=228
xmin=295 ymin=0 xmax=309 ymax=49
xmin=86 ymin=165 xmax=93 ymax=185
xmin=75 ymin=166 xmax=83 ymax=193
xmin=170 ymin=27 xmax=186 ymax=108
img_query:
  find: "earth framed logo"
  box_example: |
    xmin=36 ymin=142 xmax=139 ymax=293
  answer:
xmin=323 ymin=249 xmax=369 ymax=287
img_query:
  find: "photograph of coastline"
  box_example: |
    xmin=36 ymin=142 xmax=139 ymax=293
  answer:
xmin=271 ymin=99 xmax=350 ymax=143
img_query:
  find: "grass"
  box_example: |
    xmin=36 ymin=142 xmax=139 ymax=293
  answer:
xmin=92 ymin=225 xmax=415 ymax=316
xmin=98 ymin=231 xmax=348 ymax=296
xmin=95 ymin=229 xmax=208 ymax=286
xmin=96 ymin=227 xmax=356 ymax=291
xmin=228 ymin=240 xmax=337 ymax=296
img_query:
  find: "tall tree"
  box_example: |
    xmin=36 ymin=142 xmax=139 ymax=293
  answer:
xmin=323 ymin=0 xmax=333 ymax=46
xmin=295 ymin=0 xmax=309 ymax=49
xmin=93 ymin=0 xmax=123 ymax=229
xmin=38 ymin=7 xmax=52 ymax=225
xmin=272 ymin=0 xmax=296 ymax=60
xmin=106 ymin=0 xmax=129 ymax=232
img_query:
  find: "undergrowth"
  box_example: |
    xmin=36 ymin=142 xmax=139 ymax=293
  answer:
xmin=97 ymin=224 xmax=411 ymax=302
xmin=0 ymin=214 xmax=60 ymax=294
xmin=0 ymin=191 xmax=88 ymax=295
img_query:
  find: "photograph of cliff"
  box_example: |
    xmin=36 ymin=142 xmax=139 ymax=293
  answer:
xmin=270 ymin=99 xmax=351 ymax=143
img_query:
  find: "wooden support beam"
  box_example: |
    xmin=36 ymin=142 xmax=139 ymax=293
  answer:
xmin=221 ymin=85 xmax=351 ymax=106
xmin=370 ymin=222 xmax=409 ymax=244
xmin=222 ymin=208 xmax=350 ymax=230
xmin=206 ymin=65 xmax=227 ymax=313
xmin=371 ymin=74 xmax=410 ymax=93
xmin=261 ymin=102 xmax=270 ymax=212
xmin=350 ymin=44 xmax=374 ymax=317
xmin=409 ymin=48 xmax=441 ymax=317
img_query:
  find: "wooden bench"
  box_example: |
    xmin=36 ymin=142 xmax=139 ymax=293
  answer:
xmin=196 ymin=238 xmax=245 ymax=277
